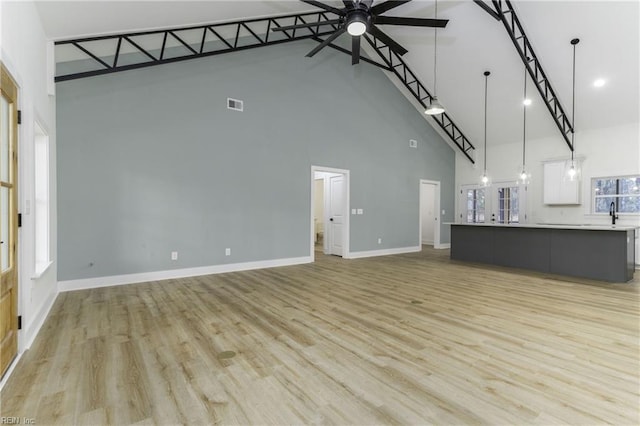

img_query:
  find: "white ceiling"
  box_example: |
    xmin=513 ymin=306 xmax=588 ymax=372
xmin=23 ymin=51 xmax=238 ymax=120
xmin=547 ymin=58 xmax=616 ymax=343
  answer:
xmin=35 ymin=0 xmax=640 ymax=150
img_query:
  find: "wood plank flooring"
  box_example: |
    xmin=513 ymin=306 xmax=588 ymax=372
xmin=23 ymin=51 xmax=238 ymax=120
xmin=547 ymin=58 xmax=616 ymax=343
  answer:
xmin=1 ymin=247 xmax=639 ymax=425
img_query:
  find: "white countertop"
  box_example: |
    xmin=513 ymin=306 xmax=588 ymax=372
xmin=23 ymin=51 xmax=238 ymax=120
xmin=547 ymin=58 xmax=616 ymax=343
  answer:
xmin=446 ymin=222 xmax=638 ymax=232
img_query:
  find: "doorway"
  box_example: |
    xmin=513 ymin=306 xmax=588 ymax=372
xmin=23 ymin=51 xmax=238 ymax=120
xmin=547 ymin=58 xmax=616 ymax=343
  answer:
xmin=1 ymin=63 xmax=19 ymax=379
xmin=311 ymin=166 xmax=350 ymax=260
xmin=419 ymin=180 xmax=441 ymax=248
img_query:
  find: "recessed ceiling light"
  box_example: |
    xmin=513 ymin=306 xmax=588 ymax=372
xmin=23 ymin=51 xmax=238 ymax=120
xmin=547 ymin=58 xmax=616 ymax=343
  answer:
xmin=523 ymin=98 xmax=532 ymax=106
xmin=593 ymin=78 xmax=606 ymax=87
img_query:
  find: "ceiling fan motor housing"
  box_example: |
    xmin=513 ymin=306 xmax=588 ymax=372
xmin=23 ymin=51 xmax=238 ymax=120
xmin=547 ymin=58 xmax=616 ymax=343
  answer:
xmin=347 ymin=9 xmax=371 ymax=36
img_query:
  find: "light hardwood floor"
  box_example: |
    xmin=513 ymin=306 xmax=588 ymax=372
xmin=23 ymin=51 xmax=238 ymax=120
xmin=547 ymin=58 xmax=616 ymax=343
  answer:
xmin=1 ymin=247 xmax=639 ymax=425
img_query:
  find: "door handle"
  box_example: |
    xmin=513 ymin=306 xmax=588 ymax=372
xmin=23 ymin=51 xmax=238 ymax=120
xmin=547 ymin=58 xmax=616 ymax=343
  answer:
xmin=329 ymin=218 xmax=334 ymax=222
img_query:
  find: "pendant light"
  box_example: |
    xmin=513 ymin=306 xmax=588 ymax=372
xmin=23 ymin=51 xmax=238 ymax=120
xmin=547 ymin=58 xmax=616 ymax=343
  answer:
xmin=566 ymin=38 xmax=580 ymax=181
xmin=519 ymin=65 xmax=530 ymax=184
xmin=480 ymin=71 xmax=491 ymax=187
xmin=425 ymin=0 xmax=444 ymax=115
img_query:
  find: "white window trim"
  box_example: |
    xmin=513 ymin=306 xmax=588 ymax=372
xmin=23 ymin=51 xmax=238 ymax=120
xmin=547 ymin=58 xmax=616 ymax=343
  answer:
xmin=33 ymin=120 xmax=51 ymax=276
xmin=32 ymin=261 xmax=53 ymax=279
xmin=591 ymin=175 xmax=640 ymax=216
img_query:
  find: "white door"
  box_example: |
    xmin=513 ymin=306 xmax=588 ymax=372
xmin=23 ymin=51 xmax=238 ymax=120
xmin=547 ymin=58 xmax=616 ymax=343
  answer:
xmin=329 ymin=175 xmax=344 ymax=256
xmin=421 ymin=183 xmax=436 ymax=245
xmin=491 ymin=182 xmax=525 ymax=224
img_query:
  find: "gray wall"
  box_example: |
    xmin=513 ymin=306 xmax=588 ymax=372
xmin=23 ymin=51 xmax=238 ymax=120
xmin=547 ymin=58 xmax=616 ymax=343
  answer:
xmin=57 ymin=40 xmax=455 ymax=281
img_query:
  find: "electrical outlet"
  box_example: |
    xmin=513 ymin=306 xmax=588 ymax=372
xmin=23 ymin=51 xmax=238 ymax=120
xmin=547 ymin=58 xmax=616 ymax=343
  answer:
xmin=409 ymin=139 xmax=417 ymax=148
xmin=377 ymin=238 xmax=382 ymax=244
xmin=171 ymin=251 xmax=178 ymax=260
xmin=225 ymin=248 xmax=231 ymax=256
xmin=357 ymin=209 xmax=363 ymax=215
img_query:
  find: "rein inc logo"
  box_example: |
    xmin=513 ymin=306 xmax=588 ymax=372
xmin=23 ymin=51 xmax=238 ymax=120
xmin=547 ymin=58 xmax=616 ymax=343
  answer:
xmin=1 ymin=418 xmax=35 ymax=425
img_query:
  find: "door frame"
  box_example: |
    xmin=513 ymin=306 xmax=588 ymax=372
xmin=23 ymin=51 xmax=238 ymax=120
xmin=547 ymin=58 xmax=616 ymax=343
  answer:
xmin=490 ymin=180 xmax=528 ymax=224
xmin=1 ymin=62 xmax=19 ymax=380
xmin=311 ymin=166 xmax=350 ymax=261
xmin=419 ymin=179 xmax=441 ymax=249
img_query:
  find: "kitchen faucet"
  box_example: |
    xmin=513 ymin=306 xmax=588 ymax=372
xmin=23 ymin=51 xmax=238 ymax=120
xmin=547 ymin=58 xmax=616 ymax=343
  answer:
xmin=609 ymin=201 xmax=618 ymax=225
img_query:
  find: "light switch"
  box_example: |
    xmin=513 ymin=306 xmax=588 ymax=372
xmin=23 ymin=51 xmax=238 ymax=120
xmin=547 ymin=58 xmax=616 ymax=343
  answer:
xmin=357 ymin=209 xmax=363 ymax=215
xmin=442 ymin=209 xmax=445 ymax=215
xmin=352 ymin=209 xmax=357 ymax=215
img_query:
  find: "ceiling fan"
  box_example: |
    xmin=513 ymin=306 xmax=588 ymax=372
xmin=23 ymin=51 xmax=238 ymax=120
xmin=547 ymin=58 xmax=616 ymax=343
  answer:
xmin=272 ymin=0 xmax=448 ymax=65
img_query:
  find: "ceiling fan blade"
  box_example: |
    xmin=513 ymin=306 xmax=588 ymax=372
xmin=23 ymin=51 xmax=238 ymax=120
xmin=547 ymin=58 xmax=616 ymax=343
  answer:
xmin=272 ymin=19 xmax=341 ymax=32
xmin=369 ymin=25 xmax=408 ymax=56
xmin=370 ymin=0 xmax=412 ymax=15
xmin=352 ymin=36 xmax=361 ymax=65
xmin=375 ymin=16 xmax=449 ymax=28
xmin=306 ymin=27 xmax=347 ymax=57
xmin=300 ymin=0 xmax=346 ymax=15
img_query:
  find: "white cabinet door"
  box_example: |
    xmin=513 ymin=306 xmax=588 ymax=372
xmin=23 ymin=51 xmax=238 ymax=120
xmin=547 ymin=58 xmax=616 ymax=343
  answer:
xmin=543 ymin=161 xmax=580 ymax=205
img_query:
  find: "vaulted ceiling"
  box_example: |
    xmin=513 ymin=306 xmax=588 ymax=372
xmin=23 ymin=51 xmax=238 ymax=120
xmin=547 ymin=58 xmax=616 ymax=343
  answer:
xmin=35 ymin=1 xmax=639 ymax=152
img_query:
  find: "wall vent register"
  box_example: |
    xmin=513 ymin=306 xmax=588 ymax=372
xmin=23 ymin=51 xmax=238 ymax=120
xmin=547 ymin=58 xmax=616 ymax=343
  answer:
xmin=227 ymin=98 xmax=244 ymax=112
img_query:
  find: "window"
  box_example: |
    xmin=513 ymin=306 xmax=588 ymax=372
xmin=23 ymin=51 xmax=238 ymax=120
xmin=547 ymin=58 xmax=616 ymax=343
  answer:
xmin=34 ymin=121 xmax=50 ymax=275
xmin=496 ymin=186 xmax=519 ymax=223
xmin=592 ymin=176 xmax=640 ymax=214
xmin=465 ymin=187 xmax=486 ymax=223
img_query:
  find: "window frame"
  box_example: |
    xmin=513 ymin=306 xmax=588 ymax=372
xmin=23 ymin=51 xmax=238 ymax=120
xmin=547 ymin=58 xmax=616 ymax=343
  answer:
xmin=33 ymin=120 xmax=51 ymax=277
xmin=591 ymin=175 xmax=640 ymax=216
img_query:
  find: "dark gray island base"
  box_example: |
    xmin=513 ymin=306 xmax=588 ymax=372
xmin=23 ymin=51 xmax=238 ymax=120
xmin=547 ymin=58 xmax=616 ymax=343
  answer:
xmin=450 ymin=224 xmax=636 ymax=283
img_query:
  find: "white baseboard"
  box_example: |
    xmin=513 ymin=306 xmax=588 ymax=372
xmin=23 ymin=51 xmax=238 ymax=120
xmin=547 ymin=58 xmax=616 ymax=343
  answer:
xmin=58 ymin=256 xmax=312 ymax=293
xmin=1 ymin=287 xmax=57 ymax=391
xmin=346 ymin=246 xmax=421 ymax=259
xmin=0 ymin=351 xmax=22 ymax=391
xmin=24 ymin=288 xmax=59 ymax=350
xmin=435 ymin=243 xmax=451 ymax=249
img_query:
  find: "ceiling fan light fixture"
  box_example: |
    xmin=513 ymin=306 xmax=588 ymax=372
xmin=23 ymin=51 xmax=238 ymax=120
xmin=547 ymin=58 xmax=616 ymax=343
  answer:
xmin=347 ymin=21 xmax=367 ymax=36
xmin=294 ymin=1 xmax=448 ymax=64
xmin=425 ymin=97 xmax=445 ymax=115
xmin=347 ymin=10 xmax=368 ymax=36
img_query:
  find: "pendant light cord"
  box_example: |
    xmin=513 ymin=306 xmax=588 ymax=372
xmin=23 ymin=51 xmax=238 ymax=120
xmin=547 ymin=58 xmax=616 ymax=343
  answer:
xmin=570 ymin=39 xmax=578 ymax=162
xmin=433 ymin=0 xmax=438 ymax=98
xmin=522 ymin=67 xmax=527 ymax=169
xmin=483 ymin=72 xmax=488 ymax=174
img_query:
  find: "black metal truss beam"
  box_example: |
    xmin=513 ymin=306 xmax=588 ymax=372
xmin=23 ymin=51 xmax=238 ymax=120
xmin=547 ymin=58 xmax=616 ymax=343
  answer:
xmin=472 ymin=0 xmax=501 ymax=21
xmin=363 ymin=35 xmax=476 ymax=163
xmin=54 ymin=11 xmax=343 ymax=82
xmin=476 ymin=0 xmax=574 ymax=151
xmin=54 ymin=9 xmax=473 ymax=162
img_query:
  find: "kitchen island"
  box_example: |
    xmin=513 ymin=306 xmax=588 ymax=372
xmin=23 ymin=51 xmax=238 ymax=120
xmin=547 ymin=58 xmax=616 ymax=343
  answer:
xmin=450 ymin=223 xmax=637 ymax=282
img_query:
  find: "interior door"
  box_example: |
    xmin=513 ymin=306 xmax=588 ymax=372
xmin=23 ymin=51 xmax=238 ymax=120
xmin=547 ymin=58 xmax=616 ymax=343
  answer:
xmin=0 ymin=63 xmax=19 ymax=378
xmin=328 ymin=175 xmax=344 ymax=256
xmin=421 ymin=183 xmax=436 ymax=245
